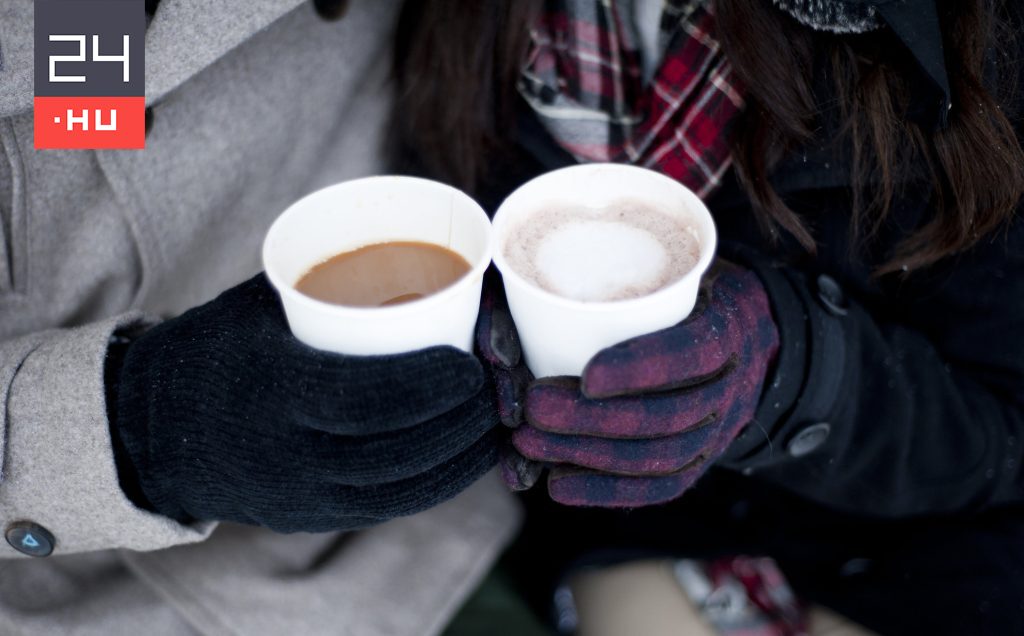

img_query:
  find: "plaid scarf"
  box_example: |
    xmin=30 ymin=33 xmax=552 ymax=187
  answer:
xmin=520 ymin=0 xmax=744 ymax=199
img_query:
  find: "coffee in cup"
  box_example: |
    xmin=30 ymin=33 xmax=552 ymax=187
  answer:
xmin=295 ymin=241 xmax=471 ymax=308
xmin=492 ymin=163 xmax=717 ymax=378
xmin=502 ymin=200 xmax=700 ymax=303
xmin=263 ymin=176 xmax=492 ymax=355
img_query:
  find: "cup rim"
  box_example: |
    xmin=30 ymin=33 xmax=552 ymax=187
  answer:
xmin=490 ymin=163 xmax=717 ymax=313
xmin=262 ymin=175 xmax=493 ymax=318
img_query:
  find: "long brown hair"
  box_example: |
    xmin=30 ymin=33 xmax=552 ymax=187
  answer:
xmin=392 ymin=2 xmax=536 ymax=191
xmin=392 ymin=0 xmax=1024 ymax=274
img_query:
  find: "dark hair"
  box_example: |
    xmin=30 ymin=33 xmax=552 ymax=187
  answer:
xmin=392 ymin=2 xmax=537 ymax=191
xmin=392 ymin=0 xmax=1024 ymax=274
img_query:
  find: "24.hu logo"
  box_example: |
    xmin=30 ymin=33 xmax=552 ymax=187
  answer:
xmin=34 ymin=0 xmax=145 ymax=149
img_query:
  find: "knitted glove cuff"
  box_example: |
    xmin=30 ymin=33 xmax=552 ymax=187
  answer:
xmin=105 ymin=332 xmax=161 ymax=515
xmin=113 ymin=329 xmax=196 ymax=522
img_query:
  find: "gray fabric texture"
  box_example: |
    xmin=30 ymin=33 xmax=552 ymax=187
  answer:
xmin=2 ymin=313 xmax=217 ymax=553
xmin=0 ymin=0 xmax=522 ymax=633
xmin=0 ymin=475 xmax=517 ymax=636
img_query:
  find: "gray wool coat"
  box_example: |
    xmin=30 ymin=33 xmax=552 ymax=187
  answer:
xmin=0 ymin=1 xmax=521 ymax=634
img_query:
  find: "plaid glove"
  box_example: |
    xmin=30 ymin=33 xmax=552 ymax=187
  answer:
xmin=478 ymin=262 xmax=779 ymax=507
xmin=476 ymin=269 xmax=546 ymax=490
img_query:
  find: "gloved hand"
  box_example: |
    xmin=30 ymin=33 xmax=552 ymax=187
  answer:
xmin=109 ymin=274 xmax=499 ymax=532
xmin=479 ymin=262 xmax=779 ymax=507
xmin=476 ymin=270 xmax=545 ymax=490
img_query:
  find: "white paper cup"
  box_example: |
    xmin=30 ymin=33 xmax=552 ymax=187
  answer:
xmin=492 ymin=164 xmax=717 ymax=378
xmin=263 ymin=176 xmax=492 ymax=355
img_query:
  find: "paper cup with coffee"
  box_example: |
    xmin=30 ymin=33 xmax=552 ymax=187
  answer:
xmin=263 ymin=176 xmax=492 ymax=355
xmin=492 ymin=164 xmax=717 ymax=378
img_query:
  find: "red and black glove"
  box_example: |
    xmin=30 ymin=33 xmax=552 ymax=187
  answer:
xmin=477 ymin=262 xmax=778 ymax=507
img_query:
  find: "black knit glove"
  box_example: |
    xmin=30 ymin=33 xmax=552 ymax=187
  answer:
xmin=109 ymin=274 xmax=499 ymax=533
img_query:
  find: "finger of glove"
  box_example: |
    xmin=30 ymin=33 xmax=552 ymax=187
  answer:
xmin=317 ymin=388 xmax=499 ymax=486
xmin=323 ymin=427 xmax=500 ymax=522
xmin=512 ymin=420 xmax=719 ymax=475
xmin=493 ymin=363 xmax=533 ymax=428
xmin=476 ymin=270 xmax=521 ymax=369
xmin=499 ymin=443 xmax=545 ymax=491
xmin=289 ymin=345 xmax=485 ymax=435
xmin=493 ymin=367 xmax=519 ymax=427
xmin=581 ymin=307 xmax=737 ymax=400
xmin=547 ymin=461 xmax=708 ymax=508
xmin=482 ymin=305 xmax=522 ymax=370
xmin=525 ymin=376 xmax=730 ymax=439
xmin=579 ymin=265 xmax=773 ymax=401
xmin=217 ymin=272 xmax=281 ymax=319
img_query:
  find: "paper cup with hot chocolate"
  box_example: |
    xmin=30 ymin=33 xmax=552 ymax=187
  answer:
xmin=492 ymin=164 xmax=717 ymax=378
xmin=263 ymin=176 xmax=492 ymax=355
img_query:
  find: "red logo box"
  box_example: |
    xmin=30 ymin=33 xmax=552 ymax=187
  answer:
xmin=34 ymin=1 xmax=145 ymax=150
xmin=34 ymin=96 xmax=145 ymax=149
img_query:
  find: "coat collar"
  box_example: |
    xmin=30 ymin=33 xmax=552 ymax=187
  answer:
xmin=0 ymin=0 xmax=307 ymax=119
xmin=875 ymin=1 xmax=951 ymax=130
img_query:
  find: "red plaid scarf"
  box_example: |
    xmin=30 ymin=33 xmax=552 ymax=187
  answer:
xmin=520 ymin=0 xmax=744 ymax=199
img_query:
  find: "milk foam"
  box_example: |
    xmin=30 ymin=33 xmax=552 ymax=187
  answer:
xmin=503 ymin=200 xmax=701 ymax=302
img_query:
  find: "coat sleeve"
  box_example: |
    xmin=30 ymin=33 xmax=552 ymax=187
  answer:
xmin=720 ymin=220 xmax=1024 ymax=517
xmin=0 ymin=314 xmax=215 ymax=558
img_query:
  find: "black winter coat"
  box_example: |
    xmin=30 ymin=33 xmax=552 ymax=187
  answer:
xmin=471 ymin=95 xmax=1024 ymax=521
xmin=421 ymin=15 xmax=1024 ymax=633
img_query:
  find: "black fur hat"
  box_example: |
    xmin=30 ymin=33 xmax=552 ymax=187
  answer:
xmin=770 ymin=0 xmax=892 ymax=33
xmin=771 ymin=0 xmax=951 ymax=129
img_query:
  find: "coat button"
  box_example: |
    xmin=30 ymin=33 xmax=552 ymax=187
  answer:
xmin=787 ymin=422 xmax=830 ymax=457
xmin=312 ymin=0 xmax=349 ymax=21
xmin=815 ymin=274 xmax=848 ymax=316
xmin=5 ymin=522 xmax=55 ymax=557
